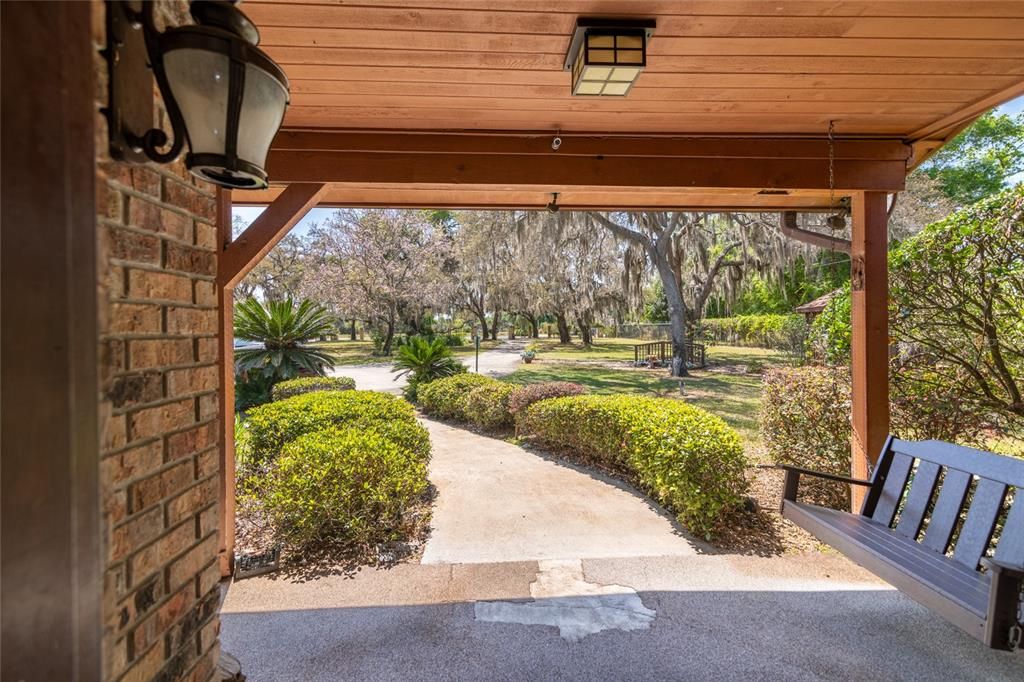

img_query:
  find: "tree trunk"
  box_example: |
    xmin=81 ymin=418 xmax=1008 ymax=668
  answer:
xmin=654 ymin=256 xmax=690 ymax=377
xmin=350 ymin=318 xmax=357 ymax=341
xmin=527 ymin=315 xmax=540 ymax=338
xmin=576 ymin=313 xmax=594 ymax=346
xmin=489 ymin=309 xmax=501 ymax=340
xmin=381 ymin=315 xmax=396 ymax=355
xmin=474 ymin=310 xmax=489 ymax=340
xmin=555 ymin=312 xmax=572 ymax=343
xmin=508 ymin=315 xmax=517 ymax=340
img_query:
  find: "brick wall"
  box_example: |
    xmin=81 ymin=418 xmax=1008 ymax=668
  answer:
xmin=93 ymin=2 xmax=223 ymax=680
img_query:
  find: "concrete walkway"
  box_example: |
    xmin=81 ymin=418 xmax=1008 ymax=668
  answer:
xmin=329 ymin=339 xmax=525 ymax=394
xmin=420 ymin=417 xmax=697 ymax=564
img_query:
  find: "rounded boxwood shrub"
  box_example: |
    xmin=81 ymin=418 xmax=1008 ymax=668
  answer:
xmin=418 ymin=373 xmax=501 ymax=420
xmin=508 ymin=381 xmax=588 ymax=416
xmin=464 ymin=382 xmax=516 ymax=429
xmin=271 ymin=376 xmax=356 ymax=401
xmin=265 ymin=426 xmax=429 ymax=549
xmin=246 ymin=390 xmax=428 ymax=464
xmin=519 ymin=395 xmax=747 ymax=539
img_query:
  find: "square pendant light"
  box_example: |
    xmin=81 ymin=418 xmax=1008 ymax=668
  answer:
xmin=564 ymin=18 xmax=656 ymax=97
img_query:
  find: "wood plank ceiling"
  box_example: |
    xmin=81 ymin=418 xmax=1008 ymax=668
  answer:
xmin=239 ymin=0 xmax=1024 ymax=210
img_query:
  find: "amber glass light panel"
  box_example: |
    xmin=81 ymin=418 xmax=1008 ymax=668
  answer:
xmin=571 ymin=31 xmax=645 ymax=96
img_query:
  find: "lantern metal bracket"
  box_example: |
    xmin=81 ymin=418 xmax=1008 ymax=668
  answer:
xmin=103 ymin=0 xmax=188 ymax=165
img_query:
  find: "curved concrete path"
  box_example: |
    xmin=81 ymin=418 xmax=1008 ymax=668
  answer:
xmin=329 ymin=339 xmax=525 ymax=394
xmin=420 ymin=417 xmax=698 ymax=564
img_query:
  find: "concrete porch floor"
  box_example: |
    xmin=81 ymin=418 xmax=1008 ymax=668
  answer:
xmin=221 ymin=416 xmax=1023 ymax=680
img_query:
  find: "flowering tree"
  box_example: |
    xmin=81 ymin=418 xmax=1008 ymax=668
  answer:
xmin=301 ymin=209 xmax=450 ymax=354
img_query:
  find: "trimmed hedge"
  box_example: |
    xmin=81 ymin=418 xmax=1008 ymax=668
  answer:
xmin=265 ymin=426 xmax=429 ymax=549
xmin=700 ymin=314 xmax=805 ymax=352
xmin=271 ymin=376 xmax=355 ymax=401
xmin=246 ymin=390 xmax=428 ymax=464
xmin=508 ymin=381 xmax=588 ymax=416
xmin=418 ymin=373 xmax=501 ymax=420
xmin=519 ymin=395 xmax=747 ymax=538
xmin=465 ymin=383 xmax=516 ymax=429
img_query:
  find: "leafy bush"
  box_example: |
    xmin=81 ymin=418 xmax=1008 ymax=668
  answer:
xmin=760 ymin=365 xmax=992 ymax=510
xmin=761 ymin=367 xmax=852 ymax=509
xmin=700 ymin=314 xmax=806 ymax=352
xmin=271 ymin=376 xmax=355 ymax=401
xmin=508 ymin=382 xmax=588 ymax=416
xmin=807 ymin=287 xmax=851 ymax=365
xmin=265 ymin=426 xmax=428 ymax=549
xmin=519 ymin=395 xmax=747 ymax=538
xmin=443 ymin=333 xmax=465 ymax=347
xmin=246 ymin=390 xmax=428 ymax=464
xmin=235 ymin=372 xmax=276 ymax=411
xmin=464 ymin=383 xmax=516 ymax=429
xmin=392 ymin=336 xmax=466 ymax=401
xmin=418 ymin=373 xmax=501 ymax=420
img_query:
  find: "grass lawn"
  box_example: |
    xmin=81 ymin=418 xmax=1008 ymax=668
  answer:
xmin=310 ymin=338 xmax=502 ymax=365
xmin=503 ymin=362 xmax=766 ymax=447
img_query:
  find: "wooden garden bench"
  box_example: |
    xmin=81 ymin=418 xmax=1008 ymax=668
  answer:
xmin=779 ymin=436 xmax=1024 ymax=650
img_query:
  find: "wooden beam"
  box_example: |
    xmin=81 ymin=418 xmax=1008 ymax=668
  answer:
xmin=271 ymin=131 xmax=911 ymax=161
xmin=906 ymin=77 xmax=1024 ymax=143
xmin=215 ymin=188 xmax=236 ymax=578
xmin=218 ymin=183 xmax=328 ymax=288
xmin=850 ymin=191 xmax=891 ymax=512
xmin=267 ymin=151 xmax=906 ymax=192
xmin=236 ymin=184 xmax=849 ymax=212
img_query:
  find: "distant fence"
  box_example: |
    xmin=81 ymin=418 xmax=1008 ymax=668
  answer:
xmin=632 ymin=340 xmax=706 ymax=369
xmin=616 ymin=323 xmax=673 ymax=340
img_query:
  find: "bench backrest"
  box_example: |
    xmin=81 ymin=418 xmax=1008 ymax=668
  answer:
xmin=861 ymin=437 xmax=1024 ymax=572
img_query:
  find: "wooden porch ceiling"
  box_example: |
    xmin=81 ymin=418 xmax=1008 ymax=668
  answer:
xmin=239 ymin=0 xmax=1024 ymax=211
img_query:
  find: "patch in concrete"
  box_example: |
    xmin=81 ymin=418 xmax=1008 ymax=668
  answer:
xmin=474 ymin=559 xmax=656 ymax=641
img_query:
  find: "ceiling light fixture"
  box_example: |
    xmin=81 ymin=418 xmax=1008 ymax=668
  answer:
xmin=564 ymin=18 xmax=656 ymax=97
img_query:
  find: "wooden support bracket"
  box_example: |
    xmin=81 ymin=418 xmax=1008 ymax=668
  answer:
xmin=217 ymin=183 xmax=328 ymax=289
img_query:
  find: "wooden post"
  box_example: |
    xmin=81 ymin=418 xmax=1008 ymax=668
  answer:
xmin=216 ymin=188 xmax=236 ymax=577
xmin=849 ymin=191 xmax=890 ymax=511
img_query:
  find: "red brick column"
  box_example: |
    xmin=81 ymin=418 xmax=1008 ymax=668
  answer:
xmin=93 ymin=2 xmax=223 ymax=679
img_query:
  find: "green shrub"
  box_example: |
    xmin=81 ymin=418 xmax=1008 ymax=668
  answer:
xmin=761 ymin=366 xmax=851 ymax=509
xmin=418 ymin=373 xmax=501 ymax=420
xmin=265 ymin=426 xmax=428 ymax=549
xmin=760 ymin=365 xmax=991 ymax=510
xmin=235 ymin=372 xmax=276 ymax=411
xmin=508 ymin=382 xmax=588 ymax=416
xmin=271 ymin=376 xmax=355 ymax=401
xmin=464 ymin=383 xmax=516 ymax=429
xmin=700 ymin=314 xmax=806 ymax=352
xmin=519 ymin=395 xmax=747 ymax=538
xmin=246 ymin=390 xmax=427 ymax=464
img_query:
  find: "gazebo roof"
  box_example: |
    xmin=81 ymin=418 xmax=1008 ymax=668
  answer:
xmin=796 ymin=289 xmax=844 ymax=315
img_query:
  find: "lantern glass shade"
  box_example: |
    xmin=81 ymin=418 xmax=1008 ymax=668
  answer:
xmin=568 ymin=27 xmax=649 ymax=96
xmin=160 ymin=29 xmax=289 ymax=189
xmin=162 ymin=48 xmax=231 ymax=160
xmin=237 ymin=62 xmax=289 ymax=171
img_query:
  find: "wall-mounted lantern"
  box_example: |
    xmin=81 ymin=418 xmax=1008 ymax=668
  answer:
xmin=564 ymin=18 xmax=656 ymax=97
xmin=105 ymin=0 xmax=289 ymax=189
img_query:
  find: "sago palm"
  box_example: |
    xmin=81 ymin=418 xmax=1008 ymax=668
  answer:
xmin=391 ymin=336 xmax=464 ymax=400
xmin=234 ymin=298 xmax=339 ymax=380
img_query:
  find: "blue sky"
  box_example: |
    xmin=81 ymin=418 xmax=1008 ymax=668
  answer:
xmin=234 ymin=95 xmax=1024 ymax=234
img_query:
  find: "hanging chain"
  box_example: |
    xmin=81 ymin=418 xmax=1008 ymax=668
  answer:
xmin=827 ymin=119 xmax=837 ymax=228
